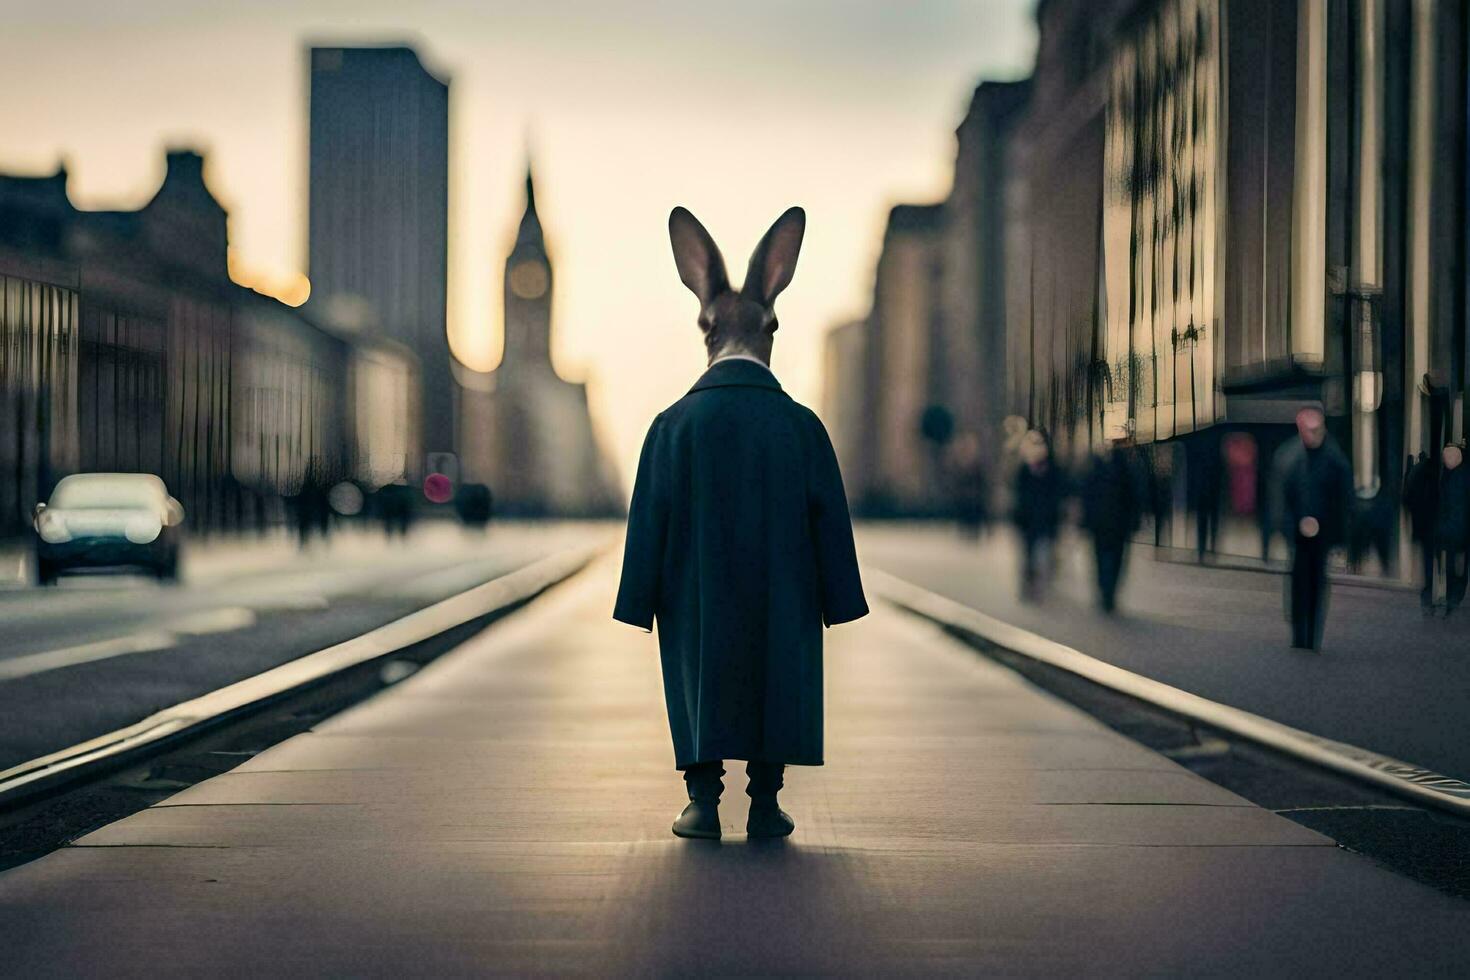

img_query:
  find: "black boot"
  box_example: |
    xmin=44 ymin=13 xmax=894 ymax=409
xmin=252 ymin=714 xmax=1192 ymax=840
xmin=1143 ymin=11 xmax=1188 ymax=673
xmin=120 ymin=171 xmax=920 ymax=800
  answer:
xmin=746 ymin=800 xmax=795 ymax=839
xmin=674 ymin=762 xmax=723 ymax=840
xmin=745 ymin=761 xmax=794 ymax=839
xmin=673 ymin=801 xmax=721 ymax=839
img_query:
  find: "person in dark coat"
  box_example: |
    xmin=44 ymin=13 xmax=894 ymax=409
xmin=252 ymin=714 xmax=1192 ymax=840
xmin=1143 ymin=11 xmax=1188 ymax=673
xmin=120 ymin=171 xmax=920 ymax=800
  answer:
xmin=1012 ymin=429 xmax=1066 ymax=602
xmin=1082 ymin=436 xmax=1143 ymax=613
xmin=1403 ymin=451 xmax=1439 ymax=611
xmin=290 ymin=462 xmax=332 ymax=549
xmin=1435 ymin=445 xmax=1468 ymax=615
xmin=614 ymin=206 xmax=868 ymax=841
xmin=1190 ymin=434 xmax=1222 ymax=562
xmin=1270 ymin=407 xmax=1353 ymax=650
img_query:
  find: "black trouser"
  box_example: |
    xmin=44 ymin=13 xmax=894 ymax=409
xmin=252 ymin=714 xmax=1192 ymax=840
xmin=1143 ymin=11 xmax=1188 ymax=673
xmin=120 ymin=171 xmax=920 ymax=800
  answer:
xmin=1419 ymin=538 xmax=1437 ymax=609
xmin=1290 ymin=534 xmax=1330 ymax=649
xmin=1093 ymin=538 xmax=1127 ymax=612
xmin=1196 ymin=502 xmax=1217 ymax=561
xmin=683 ymin=761 xmax=785 ymax=804
xmin=1020 ymin=531 xmax=1052 ymax=601
xmin=1443 ymin=548 xmax=1468 ymax=611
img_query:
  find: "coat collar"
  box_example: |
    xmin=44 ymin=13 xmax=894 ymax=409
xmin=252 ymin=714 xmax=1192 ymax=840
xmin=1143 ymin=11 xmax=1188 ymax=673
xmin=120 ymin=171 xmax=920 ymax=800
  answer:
xmin=689 ymin=357 xmax=783 ymax=394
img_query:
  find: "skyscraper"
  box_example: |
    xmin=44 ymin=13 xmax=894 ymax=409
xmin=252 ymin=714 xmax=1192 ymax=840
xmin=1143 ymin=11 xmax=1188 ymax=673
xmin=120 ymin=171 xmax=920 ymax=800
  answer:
xmin=306 ymin=44 xmax=453 ymax=470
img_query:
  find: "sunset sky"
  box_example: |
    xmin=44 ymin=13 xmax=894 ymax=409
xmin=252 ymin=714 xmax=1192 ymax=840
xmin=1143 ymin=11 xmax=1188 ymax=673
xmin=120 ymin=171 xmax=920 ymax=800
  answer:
xmin=0 ymin=0 xmax=1037 ymax=486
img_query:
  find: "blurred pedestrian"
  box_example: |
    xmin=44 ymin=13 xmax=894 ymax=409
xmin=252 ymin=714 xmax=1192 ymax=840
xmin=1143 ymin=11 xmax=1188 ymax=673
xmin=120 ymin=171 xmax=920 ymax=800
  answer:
xmin=1082 ymin=433 xmax=1143 ymax=613
xmin=1148 ymin=448 xmax=1172 ymax=547
xmin=290 ymin=463 xmax=332 ymax=549
xmin=376 ymin=481 xmax=415 ymax=538
xmin=1190 ymin=436 xmax=1221 ymax=562
xmin=1435 ymin=444 xmax=1468 ymax=616
xmin=1271 ymin=407 xmax=1353 ymax=650
xmin=1403 ymin=451 xmax=1438 ymax=612
xmin=946 ymin=432 xmax=990 ymax=540
xmin=454 ymin=482 xmax=494 ymax=529
xmin=1013 ymin=429 xmax=1066 ymax=602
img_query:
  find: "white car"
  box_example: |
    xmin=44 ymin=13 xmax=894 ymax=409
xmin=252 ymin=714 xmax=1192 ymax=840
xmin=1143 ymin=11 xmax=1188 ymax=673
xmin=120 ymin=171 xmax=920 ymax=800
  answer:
xmin=32 ymin=474 xmax=186 ymax=585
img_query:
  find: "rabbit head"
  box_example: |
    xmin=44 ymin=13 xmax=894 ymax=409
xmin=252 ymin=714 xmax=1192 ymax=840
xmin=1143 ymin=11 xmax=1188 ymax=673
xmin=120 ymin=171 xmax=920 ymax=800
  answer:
xmin=668 ymin=206 xmax=806 ymax=365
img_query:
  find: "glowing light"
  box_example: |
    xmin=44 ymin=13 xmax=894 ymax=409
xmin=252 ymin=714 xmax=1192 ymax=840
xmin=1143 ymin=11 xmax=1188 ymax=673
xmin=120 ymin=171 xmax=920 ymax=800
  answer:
xmin=228 ymin=248 xmax=312 ymax=307
xmin=124 ymin=514 xmax=163 ymax=544
xmin=36 ymin=511 xmax=71 ymax=543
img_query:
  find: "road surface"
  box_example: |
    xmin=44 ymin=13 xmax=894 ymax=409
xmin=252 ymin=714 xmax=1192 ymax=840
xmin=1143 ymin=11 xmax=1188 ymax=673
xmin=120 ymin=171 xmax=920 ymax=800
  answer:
xmin=0 ymin=522 xmax=610 ymax=770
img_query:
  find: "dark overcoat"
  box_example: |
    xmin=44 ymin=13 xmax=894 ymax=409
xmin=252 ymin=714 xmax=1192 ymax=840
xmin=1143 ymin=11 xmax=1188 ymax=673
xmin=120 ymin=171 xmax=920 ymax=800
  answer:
xmin=1012 ymin=461 xmax=1066 ymax=539
xmin=1082 ymin=449 xmax=1143 ymax=547
xmin=1271 ymin=437 xmax=1353 ymax=546
xmin=1403 ymin=456 xmax=1439 ymax=543
xmin=613 ymin=358 xmax=868 ymax=769
xmin=1435 ymin=464 xmax=1469 ymax=552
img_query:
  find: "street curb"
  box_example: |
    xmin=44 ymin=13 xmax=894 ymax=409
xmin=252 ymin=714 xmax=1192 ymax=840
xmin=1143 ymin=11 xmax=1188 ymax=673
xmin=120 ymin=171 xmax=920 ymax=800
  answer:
xmin=866 ymin=568 xmax=1470 ymax=818
xmin=0 ymin=542 xmax=604 ymax=806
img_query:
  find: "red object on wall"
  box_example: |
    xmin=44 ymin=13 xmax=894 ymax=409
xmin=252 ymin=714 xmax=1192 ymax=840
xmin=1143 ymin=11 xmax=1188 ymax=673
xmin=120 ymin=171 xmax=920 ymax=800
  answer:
xmin=423 ymin=472 xmax=453 ymax=504
xmin=1223 ymin=433 xmax=1258 ymax=515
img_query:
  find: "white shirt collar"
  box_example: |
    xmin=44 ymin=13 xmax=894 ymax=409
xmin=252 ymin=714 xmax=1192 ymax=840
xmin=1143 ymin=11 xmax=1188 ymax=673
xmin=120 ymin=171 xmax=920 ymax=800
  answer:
xmin=710 ymin=352 xmax=775 ymax=374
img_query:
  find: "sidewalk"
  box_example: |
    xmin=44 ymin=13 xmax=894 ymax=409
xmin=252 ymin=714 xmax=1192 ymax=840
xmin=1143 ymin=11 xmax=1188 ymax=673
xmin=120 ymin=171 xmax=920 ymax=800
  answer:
xmin=860 ymin=524 xmax=1470 ymax=785
xmin=0 ymin=560 xmax=1464 ymax=975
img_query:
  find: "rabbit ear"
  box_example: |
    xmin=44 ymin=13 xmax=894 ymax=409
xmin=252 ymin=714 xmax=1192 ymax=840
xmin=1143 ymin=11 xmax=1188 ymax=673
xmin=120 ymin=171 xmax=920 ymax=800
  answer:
xmin=669 ymin=207 xmax=730 ymax=308
xmin=742 ymin=206 xmax=806 ymax=308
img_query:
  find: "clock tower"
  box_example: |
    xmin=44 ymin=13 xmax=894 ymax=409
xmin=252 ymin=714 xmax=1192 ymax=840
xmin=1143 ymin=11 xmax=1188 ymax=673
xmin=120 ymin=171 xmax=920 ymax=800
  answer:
xmin=459 ymin=159 xmax=620 ymax=517
xmin=502 ymin=166 xmax=553 ymax=370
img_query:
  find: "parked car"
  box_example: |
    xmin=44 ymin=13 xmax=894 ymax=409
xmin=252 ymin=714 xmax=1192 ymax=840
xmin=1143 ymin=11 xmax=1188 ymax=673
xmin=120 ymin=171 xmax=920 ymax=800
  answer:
xmin=32 ymin=474 xmax=186 ymax=585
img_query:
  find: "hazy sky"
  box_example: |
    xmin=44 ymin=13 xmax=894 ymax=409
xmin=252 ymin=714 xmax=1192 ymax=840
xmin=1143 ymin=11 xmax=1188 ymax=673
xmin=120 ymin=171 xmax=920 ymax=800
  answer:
xmin=0 ymin=0 xmax=1037 ymax=486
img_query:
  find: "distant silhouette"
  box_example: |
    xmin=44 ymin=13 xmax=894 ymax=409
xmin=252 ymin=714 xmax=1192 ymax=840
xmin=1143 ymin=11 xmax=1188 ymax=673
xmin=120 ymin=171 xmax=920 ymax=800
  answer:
xmin=1082 ymin=439 xmax=1143 ymax=613
xmin=1435 ymin=445 xmax=1468 ymax=616
xmin=1189 ymin=436 xmax=1221 ymax=562
xmin=1270 ymin=407 xmax=1353 ymax=650
xmin=1403 ymin=451 xmax=1438 ymax=611
xmin=290 ymin=464 xmax=333 ymax=548
xmin=614 ymin=206 xmax=868 ymax=841
xmin=1012 ymin=429 xmax=1065 ymax=602
xmin=375 ymin=482 xmax=416 ymax=538
xmin=454 ymin=482 xmax=494 ymax=529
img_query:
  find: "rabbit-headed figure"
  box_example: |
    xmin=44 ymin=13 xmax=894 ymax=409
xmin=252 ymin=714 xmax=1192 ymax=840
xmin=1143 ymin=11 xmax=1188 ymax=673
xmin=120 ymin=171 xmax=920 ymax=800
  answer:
xmin=614 ymin=206 xmax=868 ymax=840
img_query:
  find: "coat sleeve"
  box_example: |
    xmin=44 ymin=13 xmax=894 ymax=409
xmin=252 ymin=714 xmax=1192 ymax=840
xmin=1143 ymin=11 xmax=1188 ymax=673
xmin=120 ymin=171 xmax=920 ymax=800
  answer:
xmin=807 ymin=414 xmax=869 ymax=627
xmin=613 ymin=416 xmax=668 ymax=632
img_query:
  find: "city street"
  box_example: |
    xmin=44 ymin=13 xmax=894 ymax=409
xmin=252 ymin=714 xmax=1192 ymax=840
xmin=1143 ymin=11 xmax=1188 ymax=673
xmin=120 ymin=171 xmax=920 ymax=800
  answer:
xmin=859 ymin=525 xmax=1470 ymax=783
xmin=0 ymin=559 xmax=1464 ymax=975
xmin=6 ymin=0 xmax=1470 ymax=971
xmin=0 ymin=522 xmax=612 ymax=771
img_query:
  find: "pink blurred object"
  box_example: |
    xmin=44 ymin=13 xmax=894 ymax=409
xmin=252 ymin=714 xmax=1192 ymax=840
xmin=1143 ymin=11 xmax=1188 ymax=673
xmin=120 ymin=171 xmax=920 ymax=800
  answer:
xmin=423 ymin=473 xmax=453 ymax=504
xmin=1223 ymin=433 xmax=1257 ymax=516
